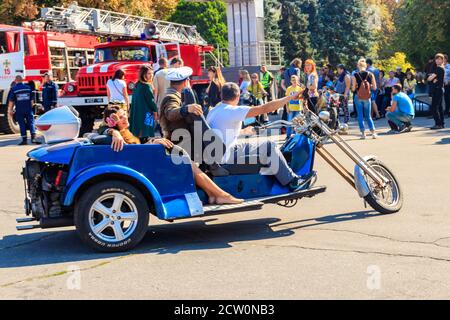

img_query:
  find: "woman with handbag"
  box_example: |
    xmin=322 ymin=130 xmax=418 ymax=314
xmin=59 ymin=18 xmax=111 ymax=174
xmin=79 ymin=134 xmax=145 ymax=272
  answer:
xmin=129 ymin=65 xmax=158 ymax=143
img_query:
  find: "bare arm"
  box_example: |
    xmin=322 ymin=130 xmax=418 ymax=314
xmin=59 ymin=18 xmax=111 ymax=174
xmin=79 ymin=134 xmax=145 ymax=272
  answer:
xmin=370 ymin=73 xmax=377 ymax=90
xmin=351 ymin=76 xmax=357 ymax=92
xmin=123 ymin=86 xmax=129 ymax=107
xmin=247 ymin=94 xmax=296 ymax=118
xmin=387 ymin=99 xmax=397 ymax=113
xmin=344 ymin=75 xmax=351 ymax=96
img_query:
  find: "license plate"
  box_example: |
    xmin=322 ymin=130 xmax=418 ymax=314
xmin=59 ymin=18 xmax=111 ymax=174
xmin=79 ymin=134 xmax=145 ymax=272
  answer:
xmin=85 ymin=98 xmax=104 ymax=103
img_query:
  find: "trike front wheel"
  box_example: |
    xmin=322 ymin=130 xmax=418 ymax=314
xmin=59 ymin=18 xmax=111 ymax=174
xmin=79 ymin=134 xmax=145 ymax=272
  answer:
xmin=363 ymin=159 xmax=403 ymax=214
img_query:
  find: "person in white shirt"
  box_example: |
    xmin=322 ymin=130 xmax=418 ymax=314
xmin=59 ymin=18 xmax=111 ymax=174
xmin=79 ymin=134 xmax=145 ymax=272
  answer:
xmin=153 ymin=57 xmax=171 ymax=112
xmin=239 ymin=69 xmax=251 ymax=93
xmin=106 ymin=69 xmax=129 ymax=109
xmin=206 ymin=82 xmax=315 ymax=191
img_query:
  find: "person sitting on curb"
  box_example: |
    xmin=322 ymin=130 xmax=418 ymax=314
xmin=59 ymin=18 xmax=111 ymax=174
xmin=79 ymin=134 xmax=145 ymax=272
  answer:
xmin=386 ymin=84 xmax=415 ymax=133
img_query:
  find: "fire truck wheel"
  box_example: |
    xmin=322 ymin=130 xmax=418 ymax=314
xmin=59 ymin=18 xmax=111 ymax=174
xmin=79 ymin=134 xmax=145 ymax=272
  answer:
xmin=0 ymin=105 xmax=20 ymax=134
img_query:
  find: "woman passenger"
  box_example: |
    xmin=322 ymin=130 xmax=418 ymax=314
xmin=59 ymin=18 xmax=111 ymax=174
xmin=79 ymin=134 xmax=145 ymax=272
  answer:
xmin=129 ymin=65 xmax=158 ymax=143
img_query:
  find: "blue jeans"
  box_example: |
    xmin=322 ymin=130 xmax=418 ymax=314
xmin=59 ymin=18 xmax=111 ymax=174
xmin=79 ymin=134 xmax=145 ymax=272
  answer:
xmin=355 ymin=99 xmax=375 ymax=132
xmin=386 ymin=110 xmax=413 ymax=129
xmin=286 ymin=111 xmax=300 ymax=137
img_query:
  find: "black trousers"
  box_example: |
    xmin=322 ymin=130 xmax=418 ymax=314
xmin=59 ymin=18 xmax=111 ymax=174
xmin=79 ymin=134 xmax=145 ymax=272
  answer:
xmin=431 ymin=89 xmax=445 ymax=126
xmin=444 ymin=84 xmax=450 ymax=116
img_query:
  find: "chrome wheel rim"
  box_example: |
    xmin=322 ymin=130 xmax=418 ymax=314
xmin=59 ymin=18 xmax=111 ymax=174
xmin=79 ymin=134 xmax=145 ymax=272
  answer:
xmin=365 ymin=164 xmax=400 ymax=207
xmin=88 ymin=193 xmax=138 ymax=243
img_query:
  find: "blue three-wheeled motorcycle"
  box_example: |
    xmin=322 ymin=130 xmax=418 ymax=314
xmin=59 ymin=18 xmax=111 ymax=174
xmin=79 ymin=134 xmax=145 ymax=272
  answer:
xmin=18 ymin=107 xmax=402 ymax=252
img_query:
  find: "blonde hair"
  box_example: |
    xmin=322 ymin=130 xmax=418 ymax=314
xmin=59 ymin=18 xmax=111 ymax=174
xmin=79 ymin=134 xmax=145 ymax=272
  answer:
xmin=357 ymin=58 xmax=367 ymax=70
xmin=239 ymin=69 xmax=251 ymax=82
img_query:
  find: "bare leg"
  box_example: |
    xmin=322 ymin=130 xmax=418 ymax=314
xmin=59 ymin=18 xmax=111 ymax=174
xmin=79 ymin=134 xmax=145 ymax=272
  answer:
xmin=191 ymin=163 xmax=243 ymax=204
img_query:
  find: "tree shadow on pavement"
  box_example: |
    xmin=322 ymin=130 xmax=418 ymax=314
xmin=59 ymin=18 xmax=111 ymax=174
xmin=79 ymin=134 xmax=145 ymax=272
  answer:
xmin=0 ymin=210 xmax=382 ymax=268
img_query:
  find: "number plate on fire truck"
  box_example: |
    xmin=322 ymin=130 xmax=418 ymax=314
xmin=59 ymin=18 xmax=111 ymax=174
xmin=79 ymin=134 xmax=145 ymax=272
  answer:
xmin=85 ymin=98 xmax=104 ymax=103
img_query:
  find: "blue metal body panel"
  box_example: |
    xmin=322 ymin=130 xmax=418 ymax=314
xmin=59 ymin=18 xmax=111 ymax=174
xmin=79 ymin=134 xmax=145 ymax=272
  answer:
xmin=27 ymin=140 xmax=84 ymax=164
xmin=63 ymin=144 xmax=196 ymax=220
xmin=28 ymin=133 xmax=317 ymax=221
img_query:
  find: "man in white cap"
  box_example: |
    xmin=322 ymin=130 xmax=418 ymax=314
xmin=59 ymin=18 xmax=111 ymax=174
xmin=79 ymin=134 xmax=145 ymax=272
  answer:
xmin=159 ymin=66 xmax=203 ymax=141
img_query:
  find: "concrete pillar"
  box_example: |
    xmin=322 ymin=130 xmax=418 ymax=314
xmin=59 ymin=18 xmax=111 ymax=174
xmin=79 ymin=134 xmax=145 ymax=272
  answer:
xmin=224 ymin=0 xmax=265 ymax=67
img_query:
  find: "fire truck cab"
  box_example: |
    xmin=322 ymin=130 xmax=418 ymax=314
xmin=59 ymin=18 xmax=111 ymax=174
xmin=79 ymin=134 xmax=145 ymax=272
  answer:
xmin=59 ymin=39 xmax=213 ymax=135
xmin=0 ymin=24 xmax=98 ymax=134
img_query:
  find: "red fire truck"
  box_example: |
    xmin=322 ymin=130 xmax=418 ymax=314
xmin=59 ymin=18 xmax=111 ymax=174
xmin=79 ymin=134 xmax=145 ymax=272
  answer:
xmin=1 ymin=2 xmax=217 ymax=135
xmin=0 ymin=23 xmax=99 ymax=134
xmin=41 ymin=3 xmax=216 ymax=134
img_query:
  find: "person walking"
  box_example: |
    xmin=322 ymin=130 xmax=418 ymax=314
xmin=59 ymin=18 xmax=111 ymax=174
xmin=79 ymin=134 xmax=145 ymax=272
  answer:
xmin=260 ymin=64 xmax=274 ymax=103
xmin=206 ymin=66 xmax=225 ymax=109
xmin=443 ymin=54 xmax=450 ymax=117
xmin=335 ymin=64 xmax=351 ymax=125
xmin=351 ymin=58 xmax=378 ymax=139
xmin=285 ymin=75 xmax=304 ymax=138
xmin=428 ymin=53 xmax=445 ymax=129
xmin=41 ymin=73 xmax=58 ymax=113
xmin=129 ymin=65 xmax=158 ymax=142
xmin=304 ymin=59 xmax=319 ymax=113
xmin=106 ymin=69 xmax=129 ymax=110
xmin=7 ymin=75 xmax=39 ymax=145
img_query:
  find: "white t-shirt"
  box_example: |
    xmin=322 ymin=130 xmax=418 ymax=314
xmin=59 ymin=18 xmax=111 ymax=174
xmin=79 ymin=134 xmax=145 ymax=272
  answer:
xmin=240 ymin=80 xmax=251 ymax=93
xmin=206 ymin=102 xmax=251 ymax=162
xmin=107 ymin=79 xmax=126 ymax=103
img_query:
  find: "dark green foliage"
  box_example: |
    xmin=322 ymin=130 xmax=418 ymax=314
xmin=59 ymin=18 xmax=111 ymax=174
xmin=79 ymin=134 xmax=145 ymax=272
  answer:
xmin=395 ymin=0 xmax=450 ymax=67
xmin=170 ymin=0 xmax=228 ymax=54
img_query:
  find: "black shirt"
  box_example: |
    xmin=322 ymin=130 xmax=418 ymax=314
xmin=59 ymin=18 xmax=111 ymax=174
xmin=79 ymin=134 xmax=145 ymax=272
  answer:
xmin=207 ymin=81 xmax=221 ymax=108
xmin=355 ymin=71 xmax=374 ymax=89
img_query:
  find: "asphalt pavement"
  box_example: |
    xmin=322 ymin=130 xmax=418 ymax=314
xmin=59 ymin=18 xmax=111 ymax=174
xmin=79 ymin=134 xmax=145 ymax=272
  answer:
xmin=0 ymin=116 xmax=449 ymax=299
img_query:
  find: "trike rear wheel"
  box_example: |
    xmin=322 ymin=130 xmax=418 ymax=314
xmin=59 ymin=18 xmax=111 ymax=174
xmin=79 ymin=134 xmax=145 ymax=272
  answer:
xmin=74 ymin=180 xmax=150 ymax=252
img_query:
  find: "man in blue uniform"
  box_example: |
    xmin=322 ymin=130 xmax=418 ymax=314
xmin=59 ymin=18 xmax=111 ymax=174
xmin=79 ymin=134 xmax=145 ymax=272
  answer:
xmin=42 ymin=73 xmax=58 ymax=113
xmin=8 ymin=75 xmax=39 ymax=145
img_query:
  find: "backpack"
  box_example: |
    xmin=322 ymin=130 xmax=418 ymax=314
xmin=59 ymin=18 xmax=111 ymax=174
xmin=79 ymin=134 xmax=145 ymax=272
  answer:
xmin=356 ymin=72 xmax=372 ymax=100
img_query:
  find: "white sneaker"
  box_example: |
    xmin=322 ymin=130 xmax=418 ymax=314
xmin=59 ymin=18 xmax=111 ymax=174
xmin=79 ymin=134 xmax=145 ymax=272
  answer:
xmin=372 ymin=132 xmax=378 ymax=139
xmin=360 ymin=132 xmax=366 ymax=139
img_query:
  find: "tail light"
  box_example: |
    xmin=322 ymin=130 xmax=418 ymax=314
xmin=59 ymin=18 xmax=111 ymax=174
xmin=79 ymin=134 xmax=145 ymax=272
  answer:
xmin=36 ymin=124 xmax=52 ymax=131
xmin=55 ymin=170 xmax=63 ymax=186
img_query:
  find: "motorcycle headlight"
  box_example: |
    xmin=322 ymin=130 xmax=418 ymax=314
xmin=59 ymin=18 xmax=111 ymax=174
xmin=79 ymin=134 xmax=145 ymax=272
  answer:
xmin=67 ymin=84 xmax=75 ymax=93
xmin=128 ymin=82 xmax=135 ymax=90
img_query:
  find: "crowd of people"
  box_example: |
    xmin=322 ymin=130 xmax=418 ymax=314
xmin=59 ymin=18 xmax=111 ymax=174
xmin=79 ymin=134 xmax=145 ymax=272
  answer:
xmin=7 ymin=52 xmax=450 ymax=147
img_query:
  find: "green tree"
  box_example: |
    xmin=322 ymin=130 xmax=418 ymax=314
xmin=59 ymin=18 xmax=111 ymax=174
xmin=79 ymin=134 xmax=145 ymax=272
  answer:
xmin=279 ymin=0 xmax=318 ymax=63
xmin=264 ymin=0 xmax=281 ymax=42
xmin=395 ymin=0 xmax=450 ymax=68
xmin=170 ymin=0 xmax=228 ymax=63
xmin=315 ymin=0 xmax=373 ymax=67
xmin=376 ymin=52 xmax=414 ymax=73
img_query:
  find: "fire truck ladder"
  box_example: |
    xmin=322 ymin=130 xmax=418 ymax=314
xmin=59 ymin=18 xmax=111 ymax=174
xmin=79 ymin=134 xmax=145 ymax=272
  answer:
xmin=39 ymin=2 xmax=207 ymax=46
